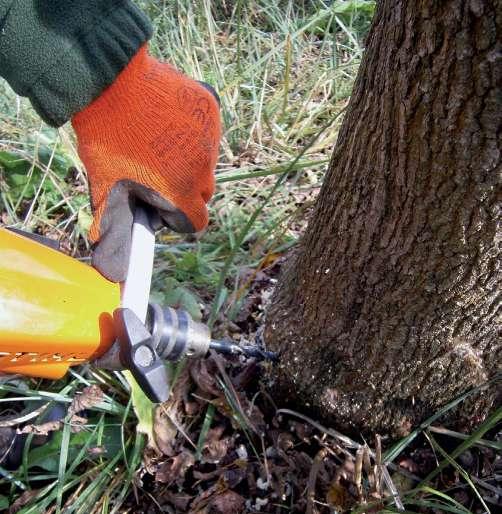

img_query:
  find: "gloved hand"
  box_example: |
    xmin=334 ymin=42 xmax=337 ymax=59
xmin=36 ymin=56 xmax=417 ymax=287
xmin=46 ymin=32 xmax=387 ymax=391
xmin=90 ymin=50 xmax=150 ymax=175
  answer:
xmin=72 ymin=44 xmax=221 ymax=282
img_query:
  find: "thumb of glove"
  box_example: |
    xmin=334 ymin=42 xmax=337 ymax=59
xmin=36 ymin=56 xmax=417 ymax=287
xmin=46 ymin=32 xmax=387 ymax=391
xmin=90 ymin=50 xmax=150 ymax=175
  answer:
xmin=91 ymin=180 xmax=197 ymax=282
xmin=90 ymin=181 xmax=135 ymax=282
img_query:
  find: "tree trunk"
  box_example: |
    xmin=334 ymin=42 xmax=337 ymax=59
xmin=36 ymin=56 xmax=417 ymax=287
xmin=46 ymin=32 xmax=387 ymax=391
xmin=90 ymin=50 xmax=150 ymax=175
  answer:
xmin=264 ymin=0 xmax=501 ymax=436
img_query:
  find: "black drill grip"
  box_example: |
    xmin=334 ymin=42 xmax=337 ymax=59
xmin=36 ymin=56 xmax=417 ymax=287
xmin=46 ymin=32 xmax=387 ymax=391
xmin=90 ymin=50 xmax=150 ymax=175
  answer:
xmin=113 ymin=308 xmax=170 ymax=403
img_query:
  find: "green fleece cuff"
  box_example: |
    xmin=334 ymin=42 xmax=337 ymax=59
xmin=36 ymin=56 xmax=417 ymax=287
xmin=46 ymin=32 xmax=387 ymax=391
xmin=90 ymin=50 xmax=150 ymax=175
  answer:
xmin=0 ymin=0 xmax=152 ymax=127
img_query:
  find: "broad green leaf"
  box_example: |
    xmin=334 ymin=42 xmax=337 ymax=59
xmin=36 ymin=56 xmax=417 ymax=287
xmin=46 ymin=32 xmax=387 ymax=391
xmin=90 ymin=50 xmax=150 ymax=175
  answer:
xmin=161 ymin=277 xmax=203 ymax=321
xmin=27 ymin=422 xmax=122 ymax=473
xmin=123 ymin=371 xmax=156 ymax=448
xmin=0 ymin=495 xmax=10 ymax=509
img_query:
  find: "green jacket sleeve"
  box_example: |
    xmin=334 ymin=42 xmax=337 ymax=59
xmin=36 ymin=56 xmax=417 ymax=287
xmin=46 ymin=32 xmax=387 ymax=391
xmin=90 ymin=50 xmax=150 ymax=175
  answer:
xmin=0 ymin=0 xmax=152 ymax=127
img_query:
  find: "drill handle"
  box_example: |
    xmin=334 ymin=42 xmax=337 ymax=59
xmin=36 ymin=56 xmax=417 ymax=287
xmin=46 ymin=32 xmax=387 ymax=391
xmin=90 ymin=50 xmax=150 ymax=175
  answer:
xmin=121 ymin=205 xmax=156 ymax=323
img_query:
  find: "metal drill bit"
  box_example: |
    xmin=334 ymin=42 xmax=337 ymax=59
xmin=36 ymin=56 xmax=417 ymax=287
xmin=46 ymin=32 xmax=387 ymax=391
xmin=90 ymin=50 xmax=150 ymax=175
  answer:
xmin=209 ymin=339 xmax=278 ymax=362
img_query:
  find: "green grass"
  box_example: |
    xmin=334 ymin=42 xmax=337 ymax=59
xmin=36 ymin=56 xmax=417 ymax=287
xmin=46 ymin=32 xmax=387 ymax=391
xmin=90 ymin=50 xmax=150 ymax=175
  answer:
xmin=1 ymin=1 xmax=498 ymax=513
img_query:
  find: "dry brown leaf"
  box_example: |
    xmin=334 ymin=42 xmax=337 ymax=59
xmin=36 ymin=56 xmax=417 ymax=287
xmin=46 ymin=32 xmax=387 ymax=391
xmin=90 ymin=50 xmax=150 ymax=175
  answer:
xmin=198 ymin=425 xmax=230 ymax=465
xmin=209 ymin=390 xmax=265 ymax=435
xmin=193 ymin=468 xmax=221 ymax=482
xmin=208 ymin=490 xmax=245 ymax=514
xmin=153 ymin=404 xmax=178 ymax=456
xmin=68 ymin=385 xmax=103 ymax=416
xmin=68 ymin=414 xmax=87 ymax=432
xmin=185 ymin=400 xmax=201 ymax=416
xmin=163 ymin=490 xmax=193 ymax=512
xmin=189 ymin=484 xmax=246 ymax=514
xmin=222 ymin=465 xmax=248 ymax=488
xmin=9 ymin=489 xmax=40 ymax=513
xmin=276 ymin=432 xmax=295 ymax=452
xmin=142 ymin=445 xmax=160 ymax=476
xmin=326 ymin=481 xmax=350 ymax=512
xmin=155 ymin=449 xmax=195 ymax=485
xmin=204 ymin=437 xmax=232 ymax=463
xmin=153 ymin=367 xmax=191 ymax=455
xmin=18 ymin=420 xmax=62 ymax=436
xmin=231 ymin=362 xmax=259 ymax=389
xmin=209 ymin=396 xmax=235 ymax=422
xmin=18 ymin=413 xmax=87 ymax=436
xmin=190 ymin=359 xmax=220 ymax=396
xmin=193 ymin=460 xmax=248 ymax=489
xmin=189 ymin=481 xmax=225 ymax=513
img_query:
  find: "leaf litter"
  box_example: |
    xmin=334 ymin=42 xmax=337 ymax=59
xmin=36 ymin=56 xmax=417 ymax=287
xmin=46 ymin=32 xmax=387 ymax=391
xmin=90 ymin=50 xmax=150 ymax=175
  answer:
xmin=17 ymin=384 xmax=104 ymax=436
xmin=120 ymin=266 xmax=500 ymax=514
xmin=120 ymin=353 xmax=411 ymax=513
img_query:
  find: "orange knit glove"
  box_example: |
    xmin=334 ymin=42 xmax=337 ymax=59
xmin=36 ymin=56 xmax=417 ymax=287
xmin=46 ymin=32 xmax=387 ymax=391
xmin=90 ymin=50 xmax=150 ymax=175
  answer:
xmin=72 ymin=44 xmax=221 ymax=282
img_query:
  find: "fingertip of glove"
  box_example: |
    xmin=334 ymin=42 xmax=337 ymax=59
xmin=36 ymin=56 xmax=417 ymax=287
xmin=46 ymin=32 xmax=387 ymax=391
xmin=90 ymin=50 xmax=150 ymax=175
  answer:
xmin=158 ymin=208 xmax=197 ymax=233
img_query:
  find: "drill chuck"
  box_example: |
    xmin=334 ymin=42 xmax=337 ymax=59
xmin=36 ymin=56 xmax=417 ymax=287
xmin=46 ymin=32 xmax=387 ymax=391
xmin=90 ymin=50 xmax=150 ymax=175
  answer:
xmin=94 ymin=302 xmax=277 ymax=403
xmin=147 ymin=304 xmax=210 ymax=362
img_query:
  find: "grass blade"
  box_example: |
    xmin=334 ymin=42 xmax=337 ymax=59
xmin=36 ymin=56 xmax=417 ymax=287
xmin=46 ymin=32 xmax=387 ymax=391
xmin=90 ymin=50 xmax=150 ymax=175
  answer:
xmin=209 ymin=109 xmax=346 ymax=326
xmin=195 ymin=404 xmax=215 ymax=460
xmin=55 ymin=414 xmax=72 ymax=513
xmin=425 ymin=430 xmax=491 ymax=513
xmin=419 ymin=406 xmax=502 ymax=486
xmin=384 ymin=374 xmax=501 ymax=463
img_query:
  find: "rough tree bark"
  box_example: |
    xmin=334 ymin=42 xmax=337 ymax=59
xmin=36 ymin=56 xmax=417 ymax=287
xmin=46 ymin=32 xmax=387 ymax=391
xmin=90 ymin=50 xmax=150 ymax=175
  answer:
xmin=264 ymin=0 xmax=501 ymax=436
